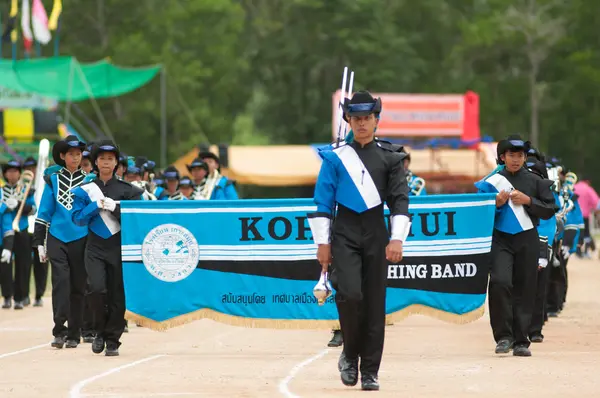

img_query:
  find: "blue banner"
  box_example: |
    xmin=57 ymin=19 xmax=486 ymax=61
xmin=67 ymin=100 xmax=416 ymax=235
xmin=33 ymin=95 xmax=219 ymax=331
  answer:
xmin=121 ymin=194 xmax=496 ymax=330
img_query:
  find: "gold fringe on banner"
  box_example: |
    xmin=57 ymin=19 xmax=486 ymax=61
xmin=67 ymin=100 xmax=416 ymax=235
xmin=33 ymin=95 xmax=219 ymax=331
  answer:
xmin=126 ymin=303 xmax=484 ymax=332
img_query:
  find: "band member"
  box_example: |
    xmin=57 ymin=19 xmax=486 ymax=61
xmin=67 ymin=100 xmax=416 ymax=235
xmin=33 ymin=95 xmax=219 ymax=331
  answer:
xmin=186 ymin=157 xmax=208 ymax=198
xmin=158 ymin=166 xmax=186 ymax=200
xmin=116 ymin=154 xmax=128 ymax=179
xmin=71 ymin=140 xmax=143 ymax=356
xmin=1 ymin=160 xmax=36 ymax=310
xmin=22 ymin=157 xmax=47 ymax=307
xmin=401 ymin=150 xmax=427 ymax=196
xmin=475 ymin=136 xmax=557 ymax=357
xmin=525 ymin=148 xmax=557 ymax=343
xmin=178 ymin=177 xmax=195 ymax=199
xmin=125 ymin=159 xmax=157 ymax=200
xmin=198 ymin=152 xmax=238 ymax=200
xmin=308 ymin=91 xmax=410 ymax=390
xmin=0 ymin=199 xmax=14 ymax=308
xmin=33 ymin=135 xmax=89 ymax=349
xmin=81 ymin=146 xmax=94 ymax=174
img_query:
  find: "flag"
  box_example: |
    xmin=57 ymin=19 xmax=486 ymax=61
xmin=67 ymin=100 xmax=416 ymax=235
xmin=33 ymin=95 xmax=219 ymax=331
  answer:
xmin=1 ymin=0 xmax=19 ymax=43
xmin=21 ymin=0 xmax=33 ymax=52
xmin=32 ymin=0 xmax=51 ymax=44
xmin=120 ymin=194 xmax=497 ymax=331
xmin=48 ymin=0 xmax=62 ymax=31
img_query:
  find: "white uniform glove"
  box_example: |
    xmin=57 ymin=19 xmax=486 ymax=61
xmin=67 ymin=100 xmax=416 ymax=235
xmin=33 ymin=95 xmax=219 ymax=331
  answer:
xmin=561 ymin=246 xmax=571 ymax=259
xmin=37 ymin=245 xmax=47 ymax=263
xmin=538 ymin=258 xmax=548 ymax=268
xmin=1 ymin=249 xmax=11 ymax=263
xmin=5 ymin=198 xmax=18 ymax=211
xmin=102 ymin=197 xmax=117 ymax=212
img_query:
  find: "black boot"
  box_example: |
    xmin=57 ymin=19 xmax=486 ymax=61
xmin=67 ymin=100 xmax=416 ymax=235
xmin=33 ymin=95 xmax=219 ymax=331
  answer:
xmin=361 ymin=374 xmax=380 ymax=391
xmin=328 ymin=330 xmax=343 ymax=347
xmin=65 ymin=339 xmax=80 ymax=348
xmin=513 ymin=345 xmax=532 ymax=357
xmin=338 ymin=352 xmax=358 ymax=387
xmin=529 ymin=333 xmax=544 ymax=343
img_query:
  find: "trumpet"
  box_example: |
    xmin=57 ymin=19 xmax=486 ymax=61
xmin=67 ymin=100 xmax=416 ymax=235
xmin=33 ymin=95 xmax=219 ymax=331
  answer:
xmin=12 ymin=170 xmax=35 ymax=232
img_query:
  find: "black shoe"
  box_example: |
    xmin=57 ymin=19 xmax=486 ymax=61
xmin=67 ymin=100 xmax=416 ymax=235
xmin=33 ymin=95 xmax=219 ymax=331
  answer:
xmin=2 ymin=298 xmax=11 ymax=309
xmin=13 ymin=301 xmax=23 ymax=310
xmin=92 ymin=336 xmax=105 ymax=354
xmin=530 ymin=334 xmax=544 ymax=343
xmin=82 ymin=336 xmax=95 ymax=344
xmin=547 ymin=311 xmax=559 ymax=318
xmin=65 ymin=339 xmax=79 ymax=348
xmin=51 ymin=336 xmax=66 ymax=349
xmin=495 ymin=339 xmax=513 ymax=354
xmin=361 ymin=374 xmax=380 ymax=391
xmin=513 ymin=345 xmax=532 ymax=357
xmin=328 ymin=330 xmax=343 ymax=347
xmin=123 ymin=325 xmax=129 ymax=333
xmin=23 ymin=297 xmax=30 ymax=306
xmin=338 ymin=352 xmax=359 ymax=386
xmin=33 ymin=298 xmax=43 ymax=307
xmin=105 ymin=342 xmax=120 ymax=357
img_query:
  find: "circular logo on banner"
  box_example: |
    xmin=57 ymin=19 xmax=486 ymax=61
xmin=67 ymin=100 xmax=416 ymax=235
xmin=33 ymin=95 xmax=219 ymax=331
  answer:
xmin=141 ymin=223 xmax=199 ymax=282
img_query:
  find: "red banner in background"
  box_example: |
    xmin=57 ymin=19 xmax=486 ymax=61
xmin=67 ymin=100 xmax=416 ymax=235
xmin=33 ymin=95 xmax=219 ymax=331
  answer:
xmin=332 ymin=90 xmax=480 ymax=142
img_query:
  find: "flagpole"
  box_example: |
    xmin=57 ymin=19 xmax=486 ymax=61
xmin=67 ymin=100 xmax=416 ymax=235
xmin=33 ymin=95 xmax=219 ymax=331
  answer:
xmin=160 ymin=66 xmax=167 ymax=169
xmin=0 ymin=10 xmax=3 ymax=59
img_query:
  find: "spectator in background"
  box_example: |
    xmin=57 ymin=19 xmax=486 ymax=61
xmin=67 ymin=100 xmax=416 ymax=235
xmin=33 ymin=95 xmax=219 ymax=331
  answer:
xmin=574 ymin=177 xmax=600 ymax=258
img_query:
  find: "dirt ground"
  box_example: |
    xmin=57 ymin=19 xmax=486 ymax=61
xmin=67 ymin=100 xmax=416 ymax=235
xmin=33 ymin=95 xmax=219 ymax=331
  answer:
xmin=1 ymin=256 xmax=599 ymax=398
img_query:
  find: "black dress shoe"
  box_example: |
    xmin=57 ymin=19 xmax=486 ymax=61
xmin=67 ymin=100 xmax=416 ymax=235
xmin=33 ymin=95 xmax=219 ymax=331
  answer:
xmin=530 ymin=334 xmax=544 ymax=343
xmin=328 ymin=330 xmax=343 ymax=347
xmin=2 ymin=298 xmax=11 ymax=309
xmin=13 ymin=301 xmax=23 ymax=310
xmin=51 ymin=336 xmax=66 ymax=349
xmin=92 ymin=336 xmax=105 ymax=354
xmin=33 ymin=298 xmax=43 ymax=307
xmin=513 ymin=345 xmax=532 ymax=357
xmin=361 ymin=374 xmax=380 ymax=391
xmin=495 ymin=339 xmax=513 ymax=354
xmin=82 ymin=336 xmax=95 ymax=344
xmin=338 ymin=352 xmax=359 ymax=386
xmin=105 ymin=342 xmax=120 ymax=357
xmin=65 ymin=339 xmax=80 ymax=348
xmin=23 ymin=297 xmax=30 ymax=306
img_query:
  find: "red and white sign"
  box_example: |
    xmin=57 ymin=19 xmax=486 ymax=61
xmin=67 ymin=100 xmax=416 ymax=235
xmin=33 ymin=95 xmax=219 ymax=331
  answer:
xmin=332 ymin=91 xmax=480 ymax=141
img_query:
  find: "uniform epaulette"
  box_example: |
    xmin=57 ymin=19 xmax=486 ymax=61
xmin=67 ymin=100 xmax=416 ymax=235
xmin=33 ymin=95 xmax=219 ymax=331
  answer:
xmin=375 ymin=138 xmax=404 ymax=153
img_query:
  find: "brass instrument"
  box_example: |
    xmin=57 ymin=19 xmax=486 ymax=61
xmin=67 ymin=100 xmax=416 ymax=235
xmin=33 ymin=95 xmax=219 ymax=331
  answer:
xmin=313 ymin=271 xmax=332 ymax=305
xmin=195 ymin=170 xmax=221 ymax=200
xmin=12 ymin=170 xmax=35 ymax=232
xmin=29 ymin=139 xmax=50 ymax=234
xmin=147 ymin=172 xmax=156 ymax=195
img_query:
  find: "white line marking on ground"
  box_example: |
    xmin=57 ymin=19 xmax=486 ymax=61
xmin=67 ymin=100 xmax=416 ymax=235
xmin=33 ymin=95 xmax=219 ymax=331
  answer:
xmin=69 ymin=355 xmax=166 ymax=398
xmin=81 ymin=394 xmax=199 ymax=397
xmin=278 ymin=348 xmax=331 ymax=398
xmin=0 ymin=342 xmax=48 ymax=359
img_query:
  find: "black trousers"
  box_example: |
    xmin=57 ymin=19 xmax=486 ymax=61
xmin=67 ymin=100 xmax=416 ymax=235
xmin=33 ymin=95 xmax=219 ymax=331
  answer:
xmin=27 ymin=233 xmax=48 ymax=300
xmin=47 ymin=234 xmax=87 ymax=340
xmin=0 ymin=244 xmax=12 ymax=299
xmin=330 ymin=205 xmax=388 ymax=376
xmin=530 ymin=263 xmax=550 ymax=337
xmin=13 ymin=231 xmax=32 ymax=302
xmin=85 ymin=232 xmax=125 ymax=345
xmin=547 ymin=243 xmax=568 ymax=313
xmin=488 ymin=228 xmax=539 ymax=347
xmin=82 ymin=284 xmax=95 ymax=338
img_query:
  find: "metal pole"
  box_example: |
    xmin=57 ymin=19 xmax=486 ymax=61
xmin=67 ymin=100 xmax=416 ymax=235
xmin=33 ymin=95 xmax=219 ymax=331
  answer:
xmin=160 ymin=66 xmax=167 ymax=168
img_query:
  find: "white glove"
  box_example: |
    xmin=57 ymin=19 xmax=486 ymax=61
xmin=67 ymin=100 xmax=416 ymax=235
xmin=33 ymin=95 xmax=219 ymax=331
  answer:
xmin=37 ymin=245 xmax=47 ymax=263
xmin=561 ymin=246 xmax=571 ymax=259
xmin=102 ymin=197 xmax=116 ymax=212
xmin=5 ymin=198 xmax=18 ymax=210
xmin=1 ymin=249 xmax=11 ymax=263
xmin=538 ymin=258 xmax=548 ymax=268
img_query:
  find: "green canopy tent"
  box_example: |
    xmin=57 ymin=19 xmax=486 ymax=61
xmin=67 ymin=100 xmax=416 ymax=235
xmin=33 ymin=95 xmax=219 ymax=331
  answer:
xmin=0 ymin=56 xmax=166 ymax=165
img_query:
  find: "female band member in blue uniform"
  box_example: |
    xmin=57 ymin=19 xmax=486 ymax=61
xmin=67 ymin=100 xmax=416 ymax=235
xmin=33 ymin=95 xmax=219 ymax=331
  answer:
xmin=475 ymin=136 xmax=557 ymax=357
xmin=33 ymin=135 xmax=89 ymax=349
xmin=308 ymin=91 xmax=410 ymax=391
xmin=71 ymin=140 xmax=143 ymax=356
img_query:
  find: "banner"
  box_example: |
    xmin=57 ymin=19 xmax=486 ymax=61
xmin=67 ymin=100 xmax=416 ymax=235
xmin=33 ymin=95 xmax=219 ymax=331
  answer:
xmin=121 ymin=194 xmax=496 ymax=331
